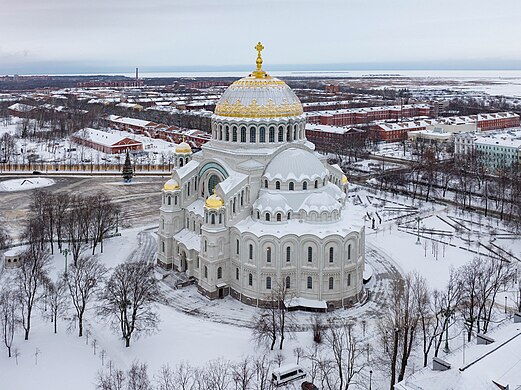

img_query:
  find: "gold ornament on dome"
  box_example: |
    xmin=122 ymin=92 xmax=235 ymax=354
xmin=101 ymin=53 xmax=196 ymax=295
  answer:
xmin=214 ymin=98 xmax=304 ymax=118
xmin=205 ymin=189 xmax=224 ymax=209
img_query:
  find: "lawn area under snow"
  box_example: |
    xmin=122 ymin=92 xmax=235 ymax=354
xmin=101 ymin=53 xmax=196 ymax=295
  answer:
xmin=1 ymin=187 xmax=520 ymax=390
xmin=0 ymin=177 xmax=55 ymax=192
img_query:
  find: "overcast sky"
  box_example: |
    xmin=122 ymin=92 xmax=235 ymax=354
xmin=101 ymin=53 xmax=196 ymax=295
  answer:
xmin=2 ymin=0 xmax=521 ymax=74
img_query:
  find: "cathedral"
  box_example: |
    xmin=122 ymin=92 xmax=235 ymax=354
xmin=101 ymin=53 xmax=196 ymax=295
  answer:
xmin=157 ymin=43 xmax=365 ymax=311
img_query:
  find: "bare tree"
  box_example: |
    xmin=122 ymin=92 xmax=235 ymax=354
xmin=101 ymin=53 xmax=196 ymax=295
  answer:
xmin=89 ymin=192 xmax=120 ymax=255
xmin=202 ymin=358 xmax=231 ymax=390
xmin=17 ymin=239 xmax=51 ymax=340
xmin=232 ymin=357 xmax=255 ymax=390
xmin=65 ymin=256 xmax=106 ymax=337
xmin=378 ymin=272 xmax=424 ymax=389
xmin=98 ymin=261 xmax=161 ymax=347
xmin=155 ymin=362 xmax=195 ymax=390
xmin=97 ymin=367 xmax=126 ymax=390
xmin=44 ymin=276 xmax=68 ymax=334
xmin=127 ymin=361 xmax=152 ymax=390
xmin=322 ymin=319 xmax=368 ymax=390
xmin=0 ymin=225 xmax=11 ymax=249
xmin=0 ymin=288 xmax=18 ymax=357
xmin=251 ymin=280 xmax=293 ymax=351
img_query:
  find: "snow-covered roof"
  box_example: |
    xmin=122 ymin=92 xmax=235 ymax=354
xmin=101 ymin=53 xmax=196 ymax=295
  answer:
xmin=175 ymin=160 xmax=200 ymax=181
xmin=285 ymin=297 xmax=327 ymax=309
xmin=173 ymin=229 xmax=201 ymax=251
xmin=264 ymin=148 xmax=329 ymax=182
xmin=8 ymin=103 xmax=36 ymax=112
xmin=72 ymin=128 xmax=142 ymax=147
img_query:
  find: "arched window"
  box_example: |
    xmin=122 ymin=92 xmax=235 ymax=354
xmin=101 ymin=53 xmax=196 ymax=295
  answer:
xmin=174 ymin=196 xmax=178 ymax=205
xmin=161 ymin=219 xmax=165 ymax=230
xmin=265 ymin=213 xmax=270 ymax=221
xmin=204 ymin=266 xmax=208 ymax=278
xmin=211 ymin=214 xmax=215 ymax=225
xmin=232 ymin=126 xmax=237 ymax=142
xmin=256 ymin=211 xmax=260 ymax=219
xmin=303 ymin=181 xmax=308 ymax=190
xmin=285 ymin=276 xmax=291 ymax=289
xmin=266 ymin=276 xmax=272 ymax=290
xmin=236 ymin=268 xmax=239 ymax=280
xmin=287 ymin=212 xmax=291 ymax=220
xmin=347 ymin=273 xmax=351 ymax=286
xmin=329 ymin=277 xmax=334 ymax=290
xmin=208 ymin=175 xmax=220 ymax=195
xmin=278 ymin=126 xmax=284 ymax=142
xmin=162 ymin=241 xmax=165 ymax=253
xmin=329 ymin=247 xmax=334 ymax=263
xmin=287 ymin=128 xmax=292 ymax=142
xmin=286 ymin=246 xmax=291 ymax=262
xmin=314 ymin=180 xmax=318 ymax=189
xmin=269 ymin=127 xmax=275 ymax=142
xmin=275 ymin=181 xmax=281 ymax=190
xmin=348 ymin=244 xmax=352 ymax=260
xmin=225 ymin=126 xmax=230 ymax=141
xmin=276 ymin=213 xmax=282 ymax=222
xmin=204 ymin=240 xmax=207 ymax=252
xmin=250 ymin=127 xmax=256 ymax=143
xmin=240 ymin=126 xmax=246 ymax=142
xmin=307 ymin=246 xmax=313 ymax=262
xmin=217 ymin=267 xmax=222 ymax=279
xmin=289 ymin=182 xmax=294 ymax=191
xmin=236 ymin=239 xmax=240 ymax=255
xmin=248 ymin=273 xmax=253 ymax=286
xmin=259 ymin=126 xmax=266 ymax=143
xmin=307 ymin=276 xmax=313 ymax=289
xmin=188 ymin=182 xmax=191 ymax=196
xmin=167 ymin=196 xmax=171 ymax=205
xmin=179 ymin=159 xmax=184 ymax=167
xmin=249 ymin=244 xmax=253 ymax=260
xmin=219 ymin=214 xmax=222 ymax=224
xmin=266 ymin=247 xmax=272 ymax=262
xmin=264 ymin=179 xmax=268 ymax=188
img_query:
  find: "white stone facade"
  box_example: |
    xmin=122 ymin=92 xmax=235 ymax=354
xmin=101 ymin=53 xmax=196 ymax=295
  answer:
xmin=157 ymin=69 xmax=365 ymax=310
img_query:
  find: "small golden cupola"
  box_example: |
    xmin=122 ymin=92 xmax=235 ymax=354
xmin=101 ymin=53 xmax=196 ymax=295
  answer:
xmin=205 ymin=189 xmax=224 ymax=209
xmin=341 ymin=175 xmax=349 ymax=185
xmin=163 ymin=178 xmax=180 ymax=191
xmin=176 ymin=139 xmax=192 ymax=155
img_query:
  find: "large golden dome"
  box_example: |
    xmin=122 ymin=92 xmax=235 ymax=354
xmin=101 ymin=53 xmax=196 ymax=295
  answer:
xmin=214 ymin=43 xmax=303 ymax=119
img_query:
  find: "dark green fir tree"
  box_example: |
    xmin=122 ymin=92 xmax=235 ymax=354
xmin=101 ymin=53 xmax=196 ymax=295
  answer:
xmin=122 ymin=149 xmax=134 ymax=183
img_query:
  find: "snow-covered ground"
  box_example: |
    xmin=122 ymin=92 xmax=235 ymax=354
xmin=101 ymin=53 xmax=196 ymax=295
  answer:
xmin=0 ymin=177 xmax=55 ymax=192
xmin=1 ymin=186 xmax=520 ymax=389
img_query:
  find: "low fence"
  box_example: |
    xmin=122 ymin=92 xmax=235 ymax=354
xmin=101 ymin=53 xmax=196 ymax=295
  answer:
xmin=0 ymin=163 xmax=172 ymax=174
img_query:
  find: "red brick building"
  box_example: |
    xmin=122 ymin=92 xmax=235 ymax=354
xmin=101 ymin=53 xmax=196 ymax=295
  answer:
xmin=306 ymin=104 xmax=432 ymax=127
xmin=305 ymin=123 xmax=366 ymax=152
xmin=71 ymin=128 xmax=143 ymax=154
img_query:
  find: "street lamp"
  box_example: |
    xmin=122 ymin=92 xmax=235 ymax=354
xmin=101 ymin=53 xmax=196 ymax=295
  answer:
xmin=369 ymin=370 xmax=373 ymax=390
xmin=63 ymin=248 xmax=70 ymax=275
xmin=415 ymin=216 xmax=421 ymax=245
xmin=505 ymin=296 xmax=508 ymax=314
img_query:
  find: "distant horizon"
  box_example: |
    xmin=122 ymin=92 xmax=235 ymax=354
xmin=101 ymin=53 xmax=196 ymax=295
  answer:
xmin=4 ymin=60 xmax=521 ymax=77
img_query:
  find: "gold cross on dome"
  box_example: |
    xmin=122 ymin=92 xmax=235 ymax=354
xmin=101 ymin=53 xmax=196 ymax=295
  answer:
xmin=255 ymin=42 xmax=264 ymax=72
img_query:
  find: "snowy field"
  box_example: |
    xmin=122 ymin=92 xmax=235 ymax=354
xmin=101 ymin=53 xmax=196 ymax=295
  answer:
xmin=0 ymin=177 xmax=55 ymax=192
xmin=1 ymin=186 xmax=520 ymax=389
